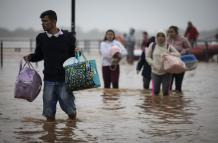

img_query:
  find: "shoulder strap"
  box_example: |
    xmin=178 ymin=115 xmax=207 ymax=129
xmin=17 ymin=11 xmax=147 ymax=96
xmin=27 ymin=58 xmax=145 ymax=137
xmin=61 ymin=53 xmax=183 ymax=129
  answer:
xmin=167 ymin=43 xmax=170 ymax=52
xmin=151 ymin=42 xmax=156 ymax=59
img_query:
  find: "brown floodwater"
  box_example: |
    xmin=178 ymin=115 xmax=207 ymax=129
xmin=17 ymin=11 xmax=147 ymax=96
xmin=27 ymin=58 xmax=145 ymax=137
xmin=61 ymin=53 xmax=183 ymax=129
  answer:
xmin=1 ymin=53 xmax=218 ymax=143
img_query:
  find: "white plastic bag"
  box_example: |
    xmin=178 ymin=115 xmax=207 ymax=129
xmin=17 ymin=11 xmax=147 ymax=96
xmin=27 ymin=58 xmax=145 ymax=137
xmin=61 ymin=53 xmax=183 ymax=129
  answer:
xmin=63 ymin=57 xmax=78 ymax=68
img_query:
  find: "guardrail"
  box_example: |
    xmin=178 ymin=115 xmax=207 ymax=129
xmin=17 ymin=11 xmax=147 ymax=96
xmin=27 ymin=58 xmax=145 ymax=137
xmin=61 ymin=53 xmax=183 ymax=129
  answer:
xmin=0 ymin=39 xmax=102 ymax=68
xmin=0 ymin=38 xmax=217 ymax=68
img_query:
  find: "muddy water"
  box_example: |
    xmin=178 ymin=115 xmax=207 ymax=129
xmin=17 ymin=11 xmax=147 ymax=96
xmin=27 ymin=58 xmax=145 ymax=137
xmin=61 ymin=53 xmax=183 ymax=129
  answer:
xmin=1 ymin=55 xmax=218 ymax=143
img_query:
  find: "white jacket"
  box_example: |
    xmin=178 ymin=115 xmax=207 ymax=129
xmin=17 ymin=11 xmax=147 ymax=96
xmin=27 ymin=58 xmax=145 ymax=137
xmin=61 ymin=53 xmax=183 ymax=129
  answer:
xmin=100 ymin=40 xmax=127 ymax=66
xmin=146 ymin=42 xmax=180 ymax=75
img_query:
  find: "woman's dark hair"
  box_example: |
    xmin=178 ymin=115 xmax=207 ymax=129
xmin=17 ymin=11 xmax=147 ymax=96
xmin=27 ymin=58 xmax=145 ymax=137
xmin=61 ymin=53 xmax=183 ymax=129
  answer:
xmin=143 ymin=31 xmax=148 ymax=35
xmin=169 ymin=25 xmax=179 ymax=34
xmin=40 ymin=10 xmax=57 ymax=21
xmin=148 ymin=36 xmax=155 ymax=44
xmin=103 ymin=29 xmax=115 ymax=41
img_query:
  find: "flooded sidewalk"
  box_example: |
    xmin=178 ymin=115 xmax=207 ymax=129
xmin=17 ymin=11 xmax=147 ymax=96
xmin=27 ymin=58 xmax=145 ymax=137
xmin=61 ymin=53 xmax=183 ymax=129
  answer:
xmin=0 ymin=55 xmax=218 ymax=143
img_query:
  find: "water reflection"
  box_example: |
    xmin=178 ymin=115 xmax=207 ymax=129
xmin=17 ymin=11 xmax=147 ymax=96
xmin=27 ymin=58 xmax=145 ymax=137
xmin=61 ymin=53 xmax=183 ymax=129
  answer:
xmin=14 ymin=118 xmax=89 ymax=143
xmin=40 ymin=121 xmax=57 ymax=142
xmin=137 ymin=94 xmax=197 ymax=140
xmin=5 ymin=88 xmax=203 ymax=143
xmin=101 ymin=89 xmax=124 ymax=110
xmin=2 ymin=57 xmax=218 ymax=142
xmin=40 ymin=120 xmax=78 ymax=142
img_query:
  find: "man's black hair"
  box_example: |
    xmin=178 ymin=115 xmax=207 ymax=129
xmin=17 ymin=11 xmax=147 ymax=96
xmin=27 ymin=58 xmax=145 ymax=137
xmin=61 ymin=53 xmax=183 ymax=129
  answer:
xmin=40 ymin=10 xmax=57 ymax=21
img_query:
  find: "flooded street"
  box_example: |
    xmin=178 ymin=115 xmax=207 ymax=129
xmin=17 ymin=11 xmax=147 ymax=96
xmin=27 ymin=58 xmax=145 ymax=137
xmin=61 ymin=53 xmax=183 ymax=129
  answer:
xmin=1 ymin=52 xmax=218 ymax=143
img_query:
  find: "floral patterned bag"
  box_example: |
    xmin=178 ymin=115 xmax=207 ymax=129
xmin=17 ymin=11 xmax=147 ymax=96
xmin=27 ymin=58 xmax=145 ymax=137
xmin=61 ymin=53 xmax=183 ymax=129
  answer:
xmin=64 ymin=53 xmax=101 ymax=91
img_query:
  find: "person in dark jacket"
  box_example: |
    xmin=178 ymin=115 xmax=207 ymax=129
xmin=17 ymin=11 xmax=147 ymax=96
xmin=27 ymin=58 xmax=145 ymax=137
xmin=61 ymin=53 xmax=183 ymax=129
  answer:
xmin=136 ymin=35 xmax=155 ymax=89
xmin=24 ymin=10 xmax=77 ymax=122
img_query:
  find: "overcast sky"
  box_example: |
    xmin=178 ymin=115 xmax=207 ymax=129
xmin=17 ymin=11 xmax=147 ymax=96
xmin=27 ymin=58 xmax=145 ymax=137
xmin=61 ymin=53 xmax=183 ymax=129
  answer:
xmin=0 ymin=0 xmax=218 ymax=33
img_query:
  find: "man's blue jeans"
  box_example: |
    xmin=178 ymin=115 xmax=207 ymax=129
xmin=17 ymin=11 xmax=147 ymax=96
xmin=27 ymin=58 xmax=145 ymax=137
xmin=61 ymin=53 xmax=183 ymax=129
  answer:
xmin=42 ymin=81 xmax=76 ymax=118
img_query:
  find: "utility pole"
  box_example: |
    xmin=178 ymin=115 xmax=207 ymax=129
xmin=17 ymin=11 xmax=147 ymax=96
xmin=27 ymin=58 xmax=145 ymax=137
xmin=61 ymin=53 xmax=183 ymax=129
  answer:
xmin=0 ymin=41 xmax=3 ymax=68
xmin=71 ymin=0 xmax=75 ymax=34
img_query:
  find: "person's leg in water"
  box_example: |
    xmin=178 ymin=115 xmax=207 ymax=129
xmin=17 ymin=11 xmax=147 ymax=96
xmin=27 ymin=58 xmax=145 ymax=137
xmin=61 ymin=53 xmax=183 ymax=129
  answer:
xmin=175 ymin=72 xmax=185 ymax=93
xmin=111 ymin=65 xmax=120 ymax=88
xmin=102 ymin=66 xmax=111 ymax=88
xmin=57 ymin=82 xmax=76 ymax=120
xmin=152 ymin=73 xmax=161 ymax=96
xmin=43 ymin=81 xmax=58 ymax=122
xmin=143 ymin=76 xmax=151 ymax=89
xmin=169 ymin=74 xmax=175 ymax=91
xmin=162 ymin=74 xmax=172 ymax=96
xmin=143 ymin=62 xmax=152 ymax=90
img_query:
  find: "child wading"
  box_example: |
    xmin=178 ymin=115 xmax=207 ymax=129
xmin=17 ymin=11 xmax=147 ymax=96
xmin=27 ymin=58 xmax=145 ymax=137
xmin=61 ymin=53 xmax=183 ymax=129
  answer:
xmin=100 ymin=29 xmax=127 ymax=88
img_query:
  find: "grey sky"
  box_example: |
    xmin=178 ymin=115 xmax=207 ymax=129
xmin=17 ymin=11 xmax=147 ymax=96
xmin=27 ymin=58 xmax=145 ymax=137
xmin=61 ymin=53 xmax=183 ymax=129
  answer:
xmin=0 ymin=0 xmax=218 ymax=33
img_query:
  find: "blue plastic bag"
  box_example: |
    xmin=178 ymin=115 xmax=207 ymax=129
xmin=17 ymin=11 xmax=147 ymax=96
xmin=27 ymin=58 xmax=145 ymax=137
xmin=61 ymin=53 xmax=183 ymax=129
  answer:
xmin=181 ymin=54 xmax=198 ymax=71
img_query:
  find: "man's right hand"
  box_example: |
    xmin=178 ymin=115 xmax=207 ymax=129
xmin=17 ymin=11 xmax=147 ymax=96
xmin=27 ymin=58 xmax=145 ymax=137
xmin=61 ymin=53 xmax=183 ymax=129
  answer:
xmin=75 ymin=47 xmax=80 ymax=52
xmin=23 ymin=54 xmax=32 ymax=61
